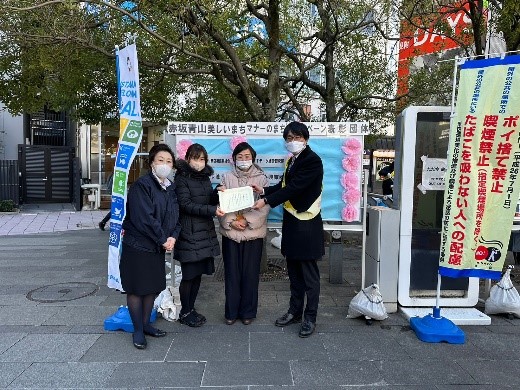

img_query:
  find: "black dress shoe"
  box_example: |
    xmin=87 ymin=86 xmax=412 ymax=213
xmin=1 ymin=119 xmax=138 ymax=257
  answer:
xmin=179 ymin=312 xmax=203 ymax=327
xmin=299 ymin=320 xmax=316 ymax=338
xmin=242 ymin=318 xmax=253 ymax=325
xmin=192 ymin=309 xmax=207 ymax=324
xmin=144 ymin=326 xmax=167 ymax=337
xmin=275 ymin=312 xmax=302 ymax=327
xmin=98 ymin=222 xmax=105 ymax=231
xmin=225 ymin=318 xmax=236 ymax=325
xmin=132 ymin=333 xmax=147 ymax=349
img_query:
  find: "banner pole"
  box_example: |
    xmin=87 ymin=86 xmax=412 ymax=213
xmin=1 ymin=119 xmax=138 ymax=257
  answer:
xmin=450 ymin=56 xmax=460 ymax=114
xmin=435 ymin=273 xmax=441 ymax=313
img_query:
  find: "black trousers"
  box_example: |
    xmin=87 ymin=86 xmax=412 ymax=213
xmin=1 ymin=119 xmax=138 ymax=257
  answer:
xmin=286 ymin=258 xmax=320 ymax=323
xmin=222 ymin=236 xmax=263 ymax=320
xmin=101 ymin=211 xmax=111 ymax=225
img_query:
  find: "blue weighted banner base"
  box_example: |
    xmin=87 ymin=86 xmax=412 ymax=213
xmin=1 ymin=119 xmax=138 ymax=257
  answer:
xmin=104 ymin=305 xmax=157 ymax=332
xmin=410 ymin=307 xmax=465 ymax=344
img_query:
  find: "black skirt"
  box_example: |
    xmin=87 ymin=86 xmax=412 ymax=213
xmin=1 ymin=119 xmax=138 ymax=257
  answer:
xmin=119 ymin=243 xmax=166 ymax=295
xmin=180 ymin=257 xmax=215 ymax=280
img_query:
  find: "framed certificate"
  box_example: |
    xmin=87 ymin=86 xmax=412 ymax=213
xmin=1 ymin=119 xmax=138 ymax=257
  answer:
xmin=218 ymin=186 xmax=255 ymax=213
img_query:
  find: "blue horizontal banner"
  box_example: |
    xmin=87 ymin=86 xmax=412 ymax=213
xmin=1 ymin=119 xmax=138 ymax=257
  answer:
xmin=439 ymin=266 xmax=501 ymax=280
xmin=461 ymin=55 xmax=520 ymax=69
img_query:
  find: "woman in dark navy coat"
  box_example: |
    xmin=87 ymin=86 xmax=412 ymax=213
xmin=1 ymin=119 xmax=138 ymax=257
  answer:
xmin=119 ymin=143 xmax=181 ymax=349
xmin=253 ymin=121 xmax=325 ymax=338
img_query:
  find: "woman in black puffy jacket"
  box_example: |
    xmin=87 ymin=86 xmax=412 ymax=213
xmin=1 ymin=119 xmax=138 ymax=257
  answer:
xmin=174 ymin=143 xmax=225 ymax=327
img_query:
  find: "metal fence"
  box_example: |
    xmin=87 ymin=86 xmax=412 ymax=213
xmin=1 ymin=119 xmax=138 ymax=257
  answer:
xmin=0 ymin=160 xmax=19 ymax=205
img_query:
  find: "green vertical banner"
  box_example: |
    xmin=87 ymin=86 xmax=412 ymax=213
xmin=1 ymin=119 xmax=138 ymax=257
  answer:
xmin=107 ymin=43 xmax=143 ymax=291
xmin=439 ymin=56 xmax=520 ymax=280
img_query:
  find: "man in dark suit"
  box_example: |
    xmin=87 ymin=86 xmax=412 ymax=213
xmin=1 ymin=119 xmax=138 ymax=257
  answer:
xmin=253 ymin=121 xmax=325 ymax=337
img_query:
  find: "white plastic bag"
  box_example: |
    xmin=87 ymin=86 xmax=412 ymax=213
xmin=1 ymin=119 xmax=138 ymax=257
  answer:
xmin=154 ymin=286 xmax=182 ymax=321
xmin=485 ymin=269 xmax=520 ymax=318
xmin=347 ymin=284 xmax=388 ymax=321
xmin=270 ymin=229 xmax=282 ymax=249
xmin=165 ymin=264 xmax=182 ymax=285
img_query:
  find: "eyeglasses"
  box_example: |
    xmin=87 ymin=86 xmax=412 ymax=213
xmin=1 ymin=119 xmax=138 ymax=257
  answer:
xmin=286 ymin=135 xmax=304 ymax=142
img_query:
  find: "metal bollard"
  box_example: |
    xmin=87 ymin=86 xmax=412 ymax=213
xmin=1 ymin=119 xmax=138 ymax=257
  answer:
xmin=329 ymin=230 xmax=343 ymax=284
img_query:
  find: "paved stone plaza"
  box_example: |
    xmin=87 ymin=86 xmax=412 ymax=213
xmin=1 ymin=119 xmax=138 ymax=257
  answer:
xmin=0 ymin=210 xmax=520 ymax=389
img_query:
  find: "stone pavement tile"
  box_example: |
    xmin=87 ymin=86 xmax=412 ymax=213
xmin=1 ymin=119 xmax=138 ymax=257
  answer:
xmin=456 ymin=359 xmax=520 ymax=387
xmin=379 ymin=360 xmax=476 ymax=386
xmin=290 ymin=360 xmax=383 ymax=386
xmin=249 ymin=331 xmax=328 ymax=361
xmin=8 ymin=362 xmax=118 ymax=389
xmin=166 ymin=332 xmax=248 ymax=361
xmin=98 ymin=295 xmax=125 ymax=307
xmin=1 ymin=285 xmax=41 ymax=295
xmin=380 ymin=314 xmax=410 ymax=326
xmin=0 ymin=363 xmax=31 ymax=388
xmin=462 ymin=325 xmax=494 ymax=334
xmin=468 ymin=332 xmax=520 ymax=359
xmin=80 ymin=333 xmax=172 ymax=363
xmin=202 ymin=360 xmax=292 ymax=386
xmin=317 ymin=295 xmax=337 ymax=306
xmin=0 ymin=295 xmax=38 ymax=307
xmin=68 ymin=325 xmax=107 ymax=334
xmin=0 ymin=306 xmax=61 ymax=326
xmin=40 ymin=296 xmax=108 ymax=307
xmin=42 ymin=305 xmax=117 ymax=326
xmin=436 ymin=385 xmax=515 ymax=390
xmin=0 ymin=334 xmax=100 ymax=363
xmin=0 ymin=325 xmax=71 ymax=334
xmin=321 ymin=330 xmax=410 ymax=361
xmin=163 ymin=322 xmax=285 ymax=334
xmin=106 ymin=362 xmax=205 ymax=388
xmin=0 ymin=333 xmax=25 ymax=354
xmin=483 ymin=325 xmax=520 ymax=334
xmin=395 ymin=329 xmax=486 ymax=361
xmin=251 ymin=387 xmax=437 ymax=390
xmin=486 ymin=315 xmax=518 ymax=326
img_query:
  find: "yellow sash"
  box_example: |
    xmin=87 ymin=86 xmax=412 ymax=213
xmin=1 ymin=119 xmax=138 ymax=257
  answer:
xmin=282 ymin=157 xmax=322 ymax=220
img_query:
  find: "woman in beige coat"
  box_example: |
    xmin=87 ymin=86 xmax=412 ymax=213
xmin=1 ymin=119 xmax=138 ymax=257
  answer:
xmin=218 ymin=142 xmax=270 ymax=325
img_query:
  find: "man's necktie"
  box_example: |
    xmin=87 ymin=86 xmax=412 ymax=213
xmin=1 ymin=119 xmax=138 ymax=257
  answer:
xmin=287 ymin=157 xmax=295 ymax=172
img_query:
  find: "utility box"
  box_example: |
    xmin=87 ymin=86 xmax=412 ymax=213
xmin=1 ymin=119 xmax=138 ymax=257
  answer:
xmin=365 ymin=206 xmax=400 ymax=313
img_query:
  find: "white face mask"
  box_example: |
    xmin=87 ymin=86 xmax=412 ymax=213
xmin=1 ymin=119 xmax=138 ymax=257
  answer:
xmin=285 ymin=140 xmax=306 ymax=155
xmin=189 ymin=160 xmax=205 ymax=172
xmin=153 ymin=164 xmax=172 ymax=179
xmin=236 ymin=160 xmax=252 ymax=171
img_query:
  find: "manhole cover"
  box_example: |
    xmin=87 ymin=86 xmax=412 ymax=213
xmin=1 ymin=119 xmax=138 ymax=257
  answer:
xmin=27 ymin=282 xmax=99 ymax=303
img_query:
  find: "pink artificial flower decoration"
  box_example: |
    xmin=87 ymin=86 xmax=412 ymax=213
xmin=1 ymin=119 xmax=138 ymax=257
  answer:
xmin=342 ymin=204 xmax=359 ymax=222
xmin=176 ymin=139 xmax=193 ymax=160
xmin=342 ymin=156 xmax=361 ymax=172
xmin=342 ymin=188 xmax=361 ymax=204
xmin=342 ymin=137 xmax=362 ymax=155
xmin=230 ymin=136 xmax=248 ymax=151
xmin=340 ymin=172 xmax=359 ymax=189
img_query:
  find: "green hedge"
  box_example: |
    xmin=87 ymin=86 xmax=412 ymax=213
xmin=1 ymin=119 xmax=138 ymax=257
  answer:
xmin=0 ymin=200 xmax=15 ymax=212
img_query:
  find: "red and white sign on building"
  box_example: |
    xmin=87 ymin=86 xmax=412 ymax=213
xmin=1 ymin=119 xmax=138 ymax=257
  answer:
xmin=397 ymin=1 xmax=484 ymax=96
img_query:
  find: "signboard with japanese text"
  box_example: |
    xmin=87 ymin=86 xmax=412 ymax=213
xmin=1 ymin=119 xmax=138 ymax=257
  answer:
xmin=421 ymin=156 xmax=447 ymax=190
xmin=107 ymin=44 xmax=143 ymax=291
xmin=439 ymin=55 xmax=520 ymax=280
xmin=167 ymin=122 xmax=369 ymax=222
